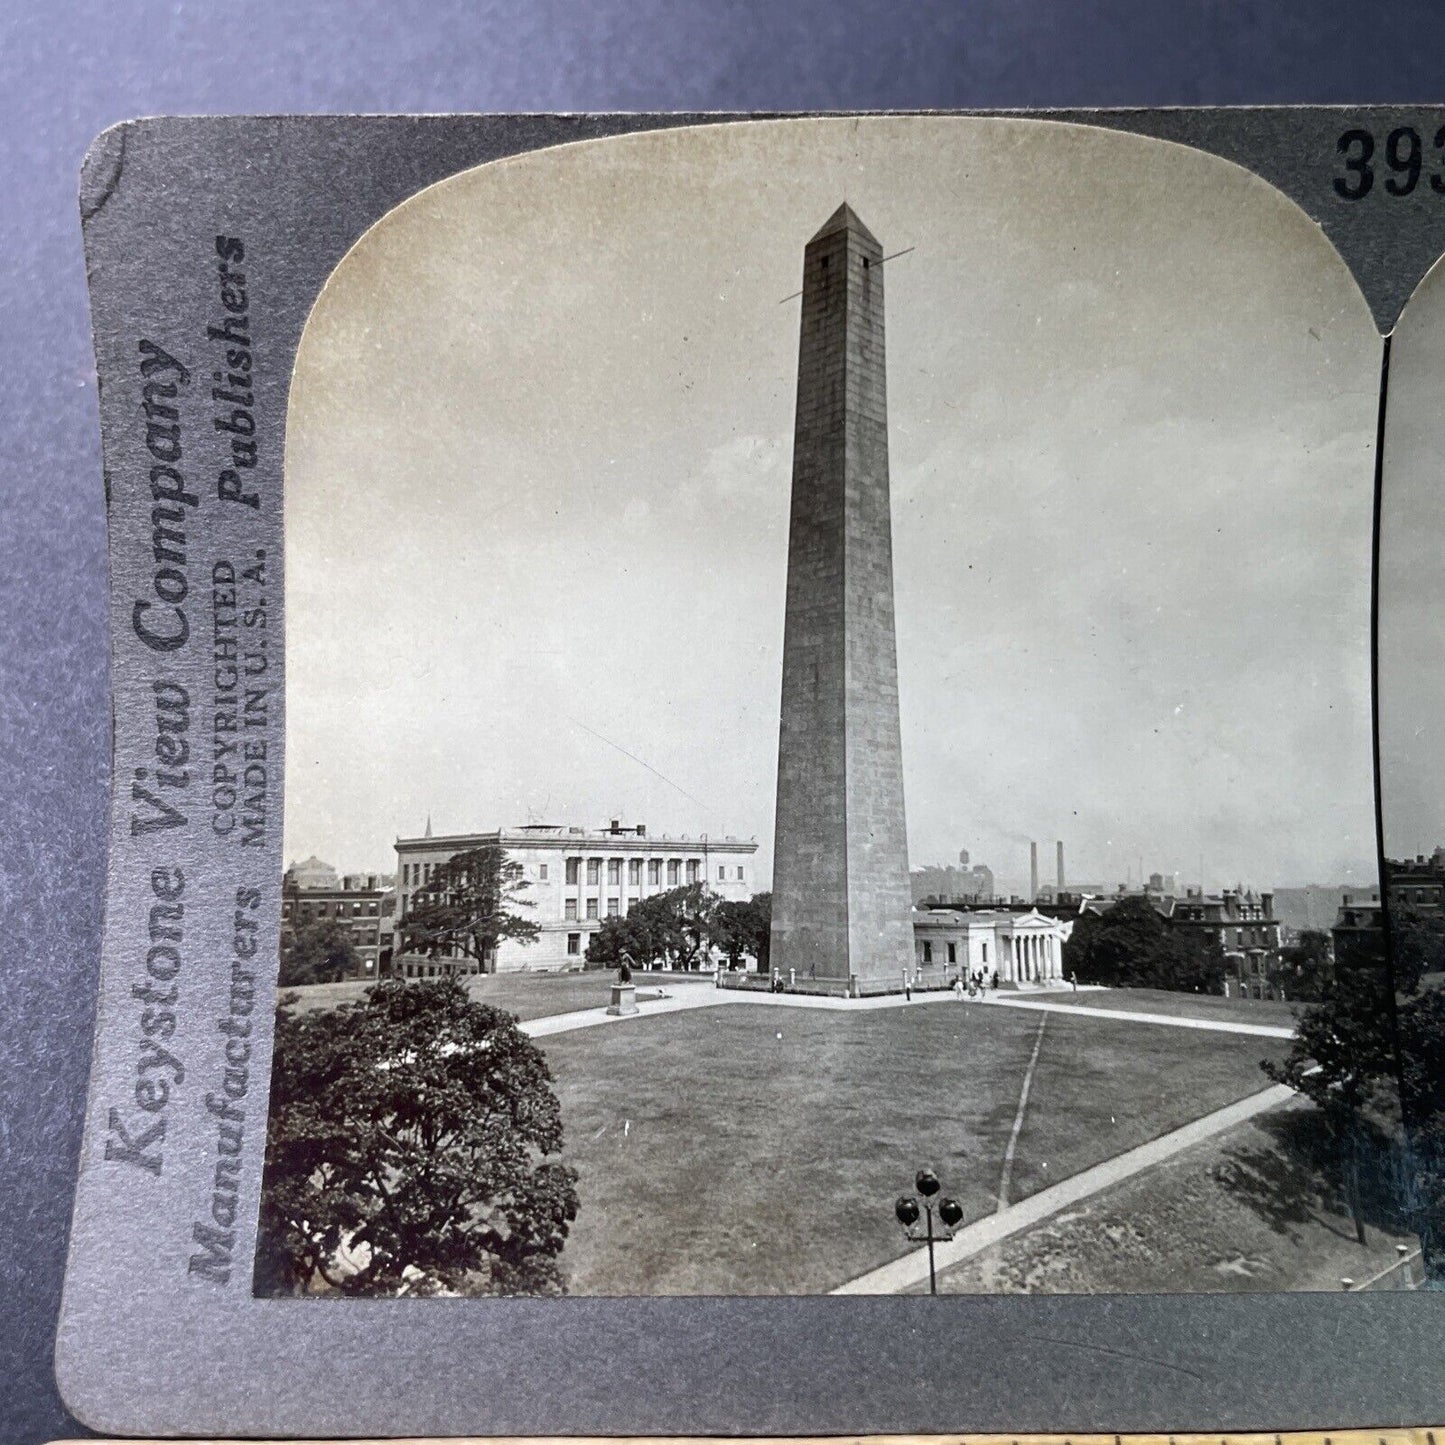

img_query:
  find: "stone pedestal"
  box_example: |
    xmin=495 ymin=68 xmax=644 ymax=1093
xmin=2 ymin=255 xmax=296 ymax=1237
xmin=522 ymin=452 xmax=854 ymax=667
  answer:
xmin=606 ymin=983 xmax=638 ymax=1017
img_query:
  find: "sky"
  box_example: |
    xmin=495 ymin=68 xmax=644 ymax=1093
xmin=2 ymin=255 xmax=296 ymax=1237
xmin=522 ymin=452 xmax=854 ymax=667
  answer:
xmin=1380 ymin=256 xmax=1445 ymax=862
xmin=284 ymin=116 xmax=1381 ymax=895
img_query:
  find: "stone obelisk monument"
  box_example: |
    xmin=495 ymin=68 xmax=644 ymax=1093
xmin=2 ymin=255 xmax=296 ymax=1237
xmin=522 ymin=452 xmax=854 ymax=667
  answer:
xmin=770 ymin=203 xmax=914 ymax=994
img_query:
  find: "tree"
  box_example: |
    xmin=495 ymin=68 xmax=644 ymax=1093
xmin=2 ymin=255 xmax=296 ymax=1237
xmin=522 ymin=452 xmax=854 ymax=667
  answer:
xmin=1269 ymin=928 xmax=1333 ymax=1003
xmin=585 ymin=884 xmax=718 ymax=971
xmin=279 ymin=918 xmax=359 ymax=986
xmin=1397 ymin=986 xmax=1445 ymax=1274
xmin=1262 ymin=965 xmax=1399 ymax=1244
xmin=256 ymin=979 xmax=579 ymax=1297
xmin=712 ymin=892 xmax=772 ymax=970
xmin=1389 ymin=908 xmax=1445 ymax=995
xmin=398 ymin=845 xmax=538 ymax=971
xmin=1064 ymin=896 xmax=1226 ymax=994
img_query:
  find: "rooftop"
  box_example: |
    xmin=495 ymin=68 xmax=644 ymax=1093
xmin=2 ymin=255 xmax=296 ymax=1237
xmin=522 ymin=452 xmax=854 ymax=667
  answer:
xmin=808 ymin=201 xmax=880 ymax=248
xmin=396 ymin=822 xmax=757 ymax=852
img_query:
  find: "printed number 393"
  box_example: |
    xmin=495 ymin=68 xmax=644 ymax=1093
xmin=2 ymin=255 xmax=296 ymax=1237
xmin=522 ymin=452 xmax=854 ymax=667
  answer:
xmin=1335 ymin=126 xmax=1445 ymax=200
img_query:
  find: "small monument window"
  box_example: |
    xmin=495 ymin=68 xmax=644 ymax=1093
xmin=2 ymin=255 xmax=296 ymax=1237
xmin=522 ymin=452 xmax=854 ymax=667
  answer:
xmin=567 ymin=933 xmax=581 ymax=956
xmin=586 ymin=898 xmax=599 ymax=919
xmin=565 ymin=899 xmax=577 ymax=920
xmin=539 ymin=863 xmax=549 ymax=882
xmin=947 ymin=942 xmax=957 ymax=964
xmin=566 ymin=857 xmax=580 ymax=885
xmin=922 ymin=942 xmax=933 ymax=964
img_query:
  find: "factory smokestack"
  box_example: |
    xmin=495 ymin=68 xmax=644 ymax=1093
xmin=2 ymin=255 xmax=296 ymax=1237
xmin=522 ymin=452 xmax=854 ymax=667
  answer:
xmin=1030 ymin=841 xmax=1039 ymax=901
xmin=1056 ymin=840 xmax=1065 ymax=893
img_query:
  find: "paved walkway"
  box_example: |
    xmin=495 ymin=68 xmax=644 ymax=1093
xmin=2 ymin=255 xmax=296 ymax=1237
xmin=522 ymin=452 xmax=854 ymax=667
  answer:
xmin=521 ymin=982 xmax=1299 ymax=1040
xmin=975 ymin=992 xmax=1296 ymax=1039
xmin=830 ymin=1082 xmax=1297 ymax=1294
xmin=520 ymin=983 xmax=723 ymax=1038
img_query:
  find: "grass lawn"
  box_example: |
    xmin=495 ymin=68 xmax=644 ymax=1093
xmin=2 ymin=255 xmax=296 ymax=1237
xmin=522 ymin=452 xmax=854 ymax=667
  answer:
xmin=542 ymin=997 xmax=1286 ymax=1295
xmin=932 ymin=1104 xmax=1419 ymax=1294
xmin=279 ymin=970 xmax=713 ymax=1022
xmin=1048 ymin=987 xmax=1300 ymax=1027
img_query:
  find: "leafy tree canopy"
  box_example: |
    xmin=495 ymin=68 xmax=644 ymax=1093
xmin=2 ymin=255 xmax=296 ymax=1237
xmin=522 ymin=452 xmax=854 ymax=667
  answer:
xmin=1397 ymin=986 xmax=1445 ymax=1270
xmin=256 ymin=979 xmax=579 ymax=1298
xmin=280 ymin=917 xmax=359 ymax=987
xmin=399 ymin=845 xmax=539 ymax=968
xmin=1063 ymin=895 xmax=1225 ymax=994
xmin=585 ymin=883 xmax=718 ymax=971
xmin=712 ymin=892 xmax=772 ymax=969
xmin=1391 ymin=909 xmax=1445 ymax=995
xmin=1269 ymin=928 xmax=1333 ymax=1003
xmin=1262 ymin=964 xmax=1399 ymax=1244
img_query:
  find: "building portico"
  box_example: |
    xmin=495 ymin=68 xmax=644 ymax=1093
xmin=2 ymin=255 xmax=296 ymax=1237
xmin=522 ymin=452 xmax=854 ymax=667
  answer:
xmin=913 ymin=907 xmax=1072 ymax=987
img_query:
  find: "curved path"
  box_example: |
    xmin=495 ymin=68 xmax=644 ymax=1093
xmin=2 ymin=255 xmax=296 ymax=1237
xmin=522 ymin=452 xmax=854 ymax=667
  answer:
xmin=830 ymin=1083 xmax=1298 ymax=1294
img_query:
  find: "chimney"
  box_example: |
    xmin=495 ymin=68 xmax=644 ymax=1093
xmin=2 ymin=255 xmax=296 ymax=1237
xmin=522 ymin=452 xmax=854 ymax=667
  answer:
xmin=636 ymin=824 xmax=647 ymax=837
xmin=1030 ymin=841 xmax=1039 ymax=900
xmin=610 ymin=818 xmax=621 ymax=833
xmin=1056 ymin=840 xmax=1065 ymax=892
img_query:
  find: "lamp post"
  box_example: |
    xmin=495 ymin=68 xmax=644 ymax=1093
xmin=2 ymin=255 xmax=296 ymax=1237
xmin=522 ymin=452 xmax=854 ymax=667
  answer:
xmin=894 ymin=1166 xmax=965 ymax=1296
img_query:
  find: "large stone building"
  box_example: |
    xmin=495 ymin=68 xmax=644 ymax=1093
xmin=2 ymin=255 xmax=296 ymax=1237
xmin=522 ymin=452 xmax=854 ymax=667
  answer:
xmin=393 ymin=821 xmax=759 ymax=977
xmin=770 ymin=203 xmax=915 ymax=996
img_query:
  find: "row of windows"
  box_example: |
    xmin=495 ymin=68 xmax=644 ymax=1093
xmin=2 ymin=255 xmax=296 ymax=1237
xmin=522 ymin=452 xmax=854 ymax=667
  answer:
xmin=563 ymin=857 xmax=744 ymax=887
xmin=400 ymin=857 xmax=747 ymax=888
xmin=917 ymin=941 xmax=988 ymax=965
xmin=566 ymin=898 xmax=619 ymax=920
xmin=283 ymin=900 xmax=380 ymax=919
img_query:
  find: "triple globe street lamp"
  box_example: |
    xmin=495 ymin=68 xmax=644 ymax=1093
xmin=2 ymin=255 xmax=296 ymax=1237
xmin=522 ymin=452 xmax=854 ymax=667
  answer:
xmin=895 ymin=1167 xmax=964 ymax=1296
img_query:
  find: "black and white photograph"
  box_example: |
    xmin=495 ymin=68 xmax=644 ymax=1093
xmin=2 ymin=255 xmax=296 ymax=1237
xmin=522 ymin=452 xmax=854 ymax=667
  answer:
xmin=256 ymin=115 xmax=1422 ymax=1301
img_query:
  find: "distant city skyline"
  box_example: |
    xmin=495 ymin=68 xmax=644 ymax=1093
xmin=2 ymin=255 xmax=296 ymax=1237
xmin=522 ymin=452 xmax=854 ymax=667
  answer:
xmin=285 ymin=117 xmax=1381 ymax=894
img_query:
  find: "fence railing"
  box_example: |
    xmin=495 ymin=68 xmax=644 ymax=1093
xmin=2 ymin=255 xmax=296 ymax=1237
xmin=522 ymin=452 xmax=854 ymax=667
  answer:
xmin=1341 ymin=1245 xmax=1424 ymax=1291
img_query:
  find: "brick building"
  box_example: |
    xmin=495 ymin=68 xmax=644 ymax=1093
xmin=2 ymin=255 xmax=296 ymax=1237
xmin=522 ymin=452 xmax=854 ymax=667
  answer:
xmin=1158 ymin=887 xmax=1282 ymax=997
xmin=1332 ymin=890 xmax=1385 ymax=973
xmin=280 ymin=863 xmax=393 ymax=980
xmin=1387 ymin=851 xmax=1445 ymax=916
xmin=393 ymin=821 xmax=759 ymax=977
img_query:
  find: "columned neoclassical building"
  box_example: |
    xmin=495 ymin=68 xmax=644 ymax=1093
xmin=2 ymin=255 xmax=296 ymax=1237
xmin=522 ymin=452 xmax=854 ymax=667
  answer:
xmin=911 ymin=908 xmax=1073 ymax=987
xmin=393 ymin=821 xmax=758 ymax=976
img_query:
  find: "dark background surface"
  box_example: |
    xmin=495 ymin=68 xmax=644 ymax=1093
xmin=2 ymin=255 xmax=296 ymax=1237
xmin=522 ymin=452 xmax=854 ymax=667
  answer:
xmin=5 ymin=3 xmax=1445 ymax=1441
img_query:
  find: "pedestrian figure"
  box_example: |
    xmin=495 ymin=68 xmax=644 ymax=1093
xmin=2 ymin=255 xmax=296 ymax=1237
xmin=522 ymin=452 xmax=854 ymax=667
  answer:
xmin=952 ymin=976 xmax=964 ymax=1001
